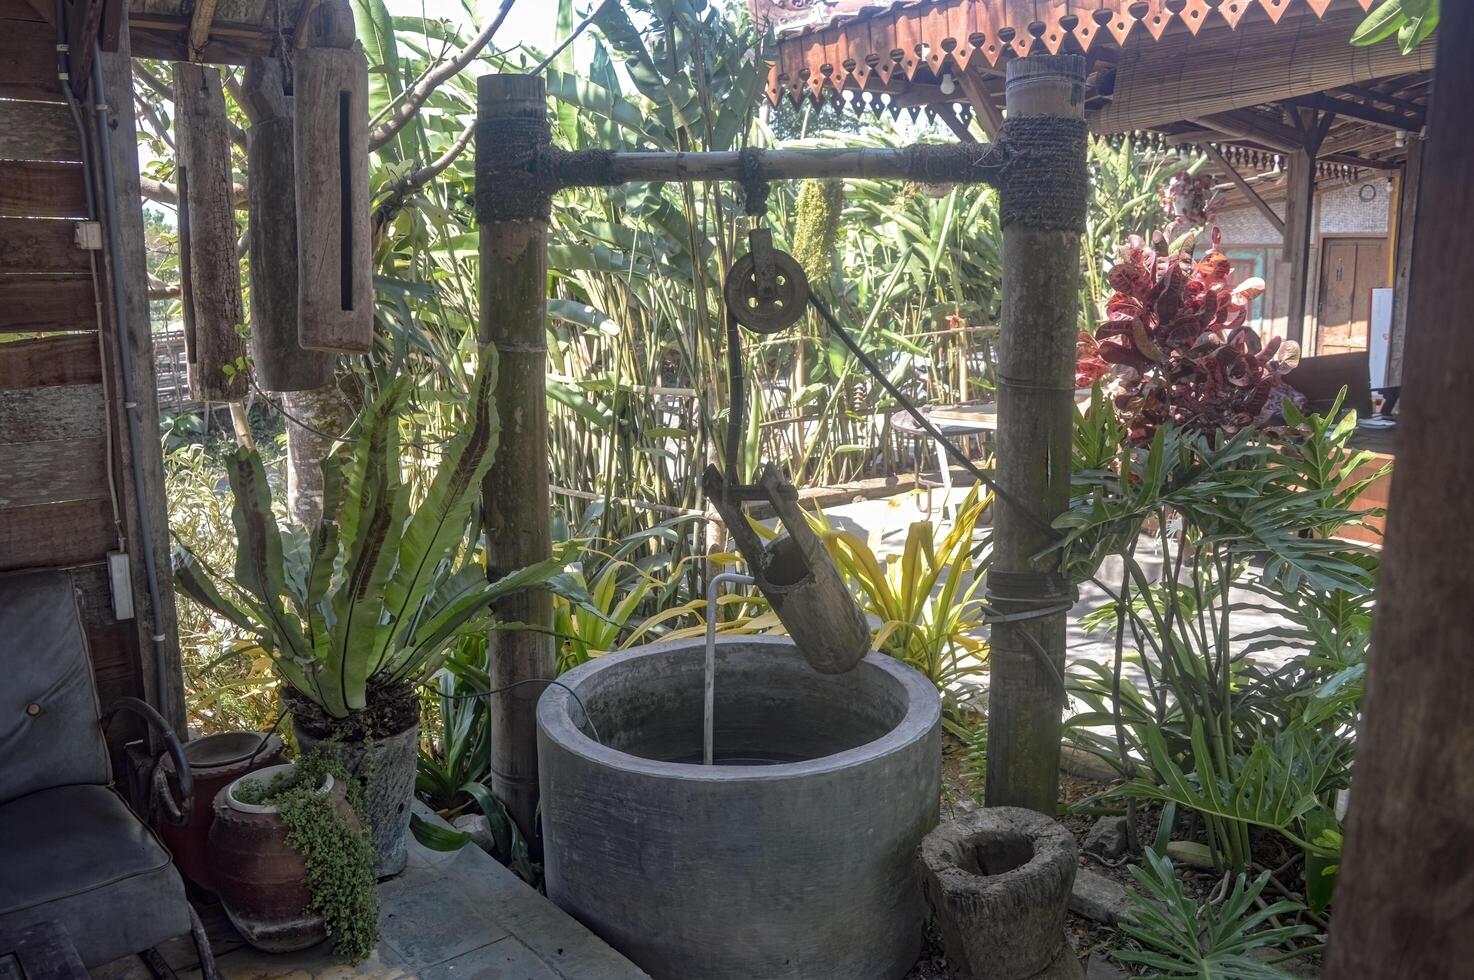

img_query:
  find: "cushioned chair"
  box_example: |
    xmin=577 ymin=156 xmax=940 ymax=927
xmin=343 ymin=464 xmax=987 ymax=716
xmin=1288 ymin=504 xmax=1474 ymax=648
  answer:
xmin=0 ymin=570 xmax=218 ymax=977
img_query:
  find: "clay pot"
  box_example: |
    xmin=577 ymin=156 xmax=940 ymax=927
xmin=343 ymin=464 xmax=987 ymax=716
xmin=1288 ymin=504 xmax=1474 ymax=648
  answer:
xmin=156 ymin=731 xmax=286 ymax=893
xmin=208 ymin=763 xmax=359 ymax=952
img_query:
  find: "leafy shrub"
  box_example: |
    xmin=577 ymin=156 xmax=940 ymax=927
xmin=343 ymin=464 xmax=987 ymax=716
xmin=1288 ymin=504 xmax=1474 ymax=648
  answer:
xmin=1116 ymin=849 xmax=1315 ymax=978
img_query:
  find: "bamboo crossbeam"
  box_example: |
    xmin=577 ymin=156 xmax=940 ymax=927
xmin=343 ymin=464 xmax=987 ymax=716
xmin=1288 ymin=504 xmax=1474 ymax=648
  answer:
xmin=550 ymin=145 xmax=1008 ymax=188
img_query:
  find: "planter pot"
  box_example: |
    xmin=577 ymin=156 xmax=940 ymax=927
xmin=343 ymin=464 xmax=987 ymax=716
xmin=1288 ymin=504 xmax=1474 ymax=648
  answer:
xmin=538 ymin=636 xmax=941 ymax=980
xmin=208 ymin=763 xmax=358 ymax=952
xmin=294 ymin=719 xmax=419 ymax=878
xmin=155 ymin=731 xmax=286 ymax=894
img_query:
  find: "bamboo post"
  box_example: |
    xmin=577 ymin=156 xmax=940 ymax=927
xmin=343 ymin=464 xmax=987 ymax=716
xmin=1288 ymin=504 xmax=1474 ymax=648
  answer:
xmin=984 ymin=54 xmax=1088 ymax=815
xmin=477 ymin=74 xmax=555 ymax=846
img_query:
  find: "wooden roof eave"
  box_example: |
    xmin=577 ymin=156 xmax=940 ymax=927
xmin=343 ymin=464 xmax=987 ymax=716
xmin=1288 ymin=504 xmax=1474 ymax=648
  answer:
xmin=757 ymin=0 xmax=1384 ymax=106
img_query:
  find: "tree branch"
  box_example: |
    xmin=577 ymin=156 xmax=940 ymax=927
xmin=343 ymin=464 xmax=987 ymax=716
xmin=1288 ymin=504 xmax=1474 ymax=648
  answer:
xmin=141 ymin=176 xmax=247 ymax=210
xmin=373 ymin=117 xmax=474 ymax=233
xmin=367 ymin=0 xmax=517 ymax=152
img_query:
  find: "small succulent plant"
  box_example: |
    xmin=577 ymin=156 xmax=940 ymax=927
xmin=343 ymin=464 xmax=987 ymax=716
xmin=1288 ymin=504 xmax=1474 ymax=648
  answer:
xmin=1076 ymin=228 xmax=1303 ymax=443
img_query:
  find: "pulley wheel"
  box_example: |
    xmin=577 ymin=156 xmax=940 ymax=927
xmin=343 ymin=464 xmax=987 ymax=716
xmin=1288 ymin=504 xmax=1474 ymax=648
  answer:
xmin=724 ymin=249 xmax=809 ymax=335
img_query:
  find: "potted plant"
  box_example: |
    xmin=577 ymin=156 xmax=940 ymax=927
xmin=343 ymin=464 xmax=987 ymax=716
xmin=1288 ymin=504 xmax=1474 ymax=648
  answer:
xmin=175 ymin=357 xmax=566 ymax=875
xmin=209 ymin=750 xmax=377 ymax=958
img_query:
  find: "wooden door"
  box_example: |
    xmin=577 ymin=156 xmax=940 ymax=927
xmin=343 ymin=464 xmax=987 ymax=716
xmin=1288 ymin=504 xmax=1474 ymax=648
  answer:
xmin=1316 ymin=237 xmax=1388 ymax=355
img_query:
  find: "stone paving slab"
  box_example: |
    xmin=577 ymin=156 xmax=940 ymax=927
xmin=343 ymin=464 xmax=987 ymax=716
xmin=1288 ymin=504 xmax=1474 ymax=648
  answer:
xmin=92 ymin=806 xmax=647 ymax=980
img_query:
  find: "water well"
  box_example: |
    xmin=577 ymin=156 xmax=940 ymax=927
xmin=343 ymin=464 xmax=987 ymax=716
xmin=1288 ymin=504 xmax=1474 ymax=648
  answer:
xmin=537 ymin=636 xmax=941 ymax=980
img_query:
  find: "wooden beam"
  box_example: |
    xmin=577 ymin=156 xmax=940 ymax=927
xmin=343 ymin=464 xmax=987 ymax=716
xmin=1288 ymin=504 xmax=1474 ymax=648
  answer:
xmin=1386 ymin=133 xmax=1422 ymax=388
xmin=1282 ymin=144 xmax=1316 ymax=347
xmin=1200 ymin=142 xmax=1285 ymax=235
xmin=1289 ymin=92 xmax=1423 ymax=132
xmin=1192 ymin=110 xmax=1302 ymax=154
xmin=955 ymin=64 xmax=1002 ymax=140
xmin=934 ymin=102 xmax=977 ymax=144
xmin=1323 ymin=7 xmax=1474 ymax=974
xmin=66 ymin=0 xmax=105 ymax=97
xmin=98 ymin=19 xmax=186 ymax=740
xmin=186 ymin=0 xmax=219 ymax=61
xmin=173 ymin=62 xmax=248 ymax=401
xmin=1337 ymin=83 xmax=1426 ymax=116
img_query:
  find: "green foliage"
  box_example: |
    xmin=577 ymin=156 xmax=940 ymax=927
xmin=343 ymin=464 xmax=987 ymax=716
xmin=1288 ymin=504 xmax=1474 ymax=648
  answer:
xmin=172 ymin=360 xmax=585 ymax=719
xmin=815 ymin=487 xmax=992 ymax=689
xmin=791 ymin=179 xmax=845 ymax=287
xmin=1116 ymin=850 xmax=1316 ymax=978
xmin=1058 ymin=387 xmax=1381 ymax=875
xmin=1352 ymin=0 xmax=1439 ymax=55
xmin=238 ymin=751 xmax=380 ymax=963
xmin=168 ymin=442 xmax=282 ymax=735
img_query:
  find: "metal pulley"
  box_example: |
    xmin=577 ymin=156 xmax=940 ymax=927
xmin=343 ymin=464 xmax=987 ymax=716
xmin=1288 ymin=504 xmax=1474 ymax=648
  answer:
xmin=724 ymin=228 xmax=809 ymax=334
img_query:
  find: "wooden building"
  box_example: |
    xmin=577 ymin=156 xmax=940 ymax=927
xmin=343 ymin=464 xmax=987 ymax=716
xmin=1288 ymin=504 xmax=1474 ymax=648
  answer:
xmin=0 ymin=0 xmax=328 ymax=751
xmin=751 ymin=0 xmax=1433 ymax=384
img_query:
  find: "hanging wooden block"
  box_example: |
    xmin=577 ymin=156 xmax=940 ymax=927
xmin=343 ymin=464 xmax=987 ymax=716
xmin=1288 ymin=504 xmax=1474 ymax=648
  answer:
xmin=174 ymin=62 xmax=248 ymax=402
xmin=242 ymin=57 xmax=336 ymax=392
xmin=293 ymin=1 xmax=373 ymax=353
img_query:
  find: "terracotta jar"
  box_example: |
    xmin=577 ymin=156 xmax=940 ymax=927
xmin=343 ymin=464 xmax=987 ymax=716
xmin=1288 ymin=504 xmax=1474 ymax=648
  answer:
xmin=208 ymin=763 xmax=359 ymax=952
xmin=156 ymin=731 xmax=285 ymax=893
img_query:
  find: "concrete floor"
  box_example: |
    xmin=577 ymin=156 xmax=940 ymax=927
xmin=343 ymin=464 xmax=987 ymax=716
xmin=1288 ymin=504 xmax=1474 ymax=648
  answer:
xmin=93 ymin=807 xmax=648 ymax=980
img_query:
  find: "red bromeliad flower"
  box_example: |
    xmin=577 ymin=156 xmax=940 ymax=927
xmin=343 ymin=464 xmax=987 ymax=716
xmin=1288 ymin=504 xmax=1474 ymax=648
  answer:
xmin=1077 ymin=229 xmax=1303 ymax=444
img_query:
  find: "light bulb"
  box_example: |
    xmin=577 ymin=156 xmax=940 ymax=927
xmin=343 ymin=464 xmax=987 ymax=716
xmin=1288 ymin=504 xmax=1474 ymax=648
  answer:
xmin=939 ymin=72 xmax=956 ymax=96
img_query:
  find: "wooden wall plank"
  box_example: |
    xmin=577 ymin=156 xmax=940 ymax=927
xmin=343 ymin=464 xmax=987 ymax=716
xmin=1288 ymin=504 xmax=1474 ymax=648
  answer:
xmin=0 ymin=275 xmax=95 ymax=331
xmin=0 ymin=99 xmax=81 ymax=161
xmin=0 ymin=218 xmax=90 ymax=274
xmin=0 ymin=496 xmax=114 ymax=570
xmin=99 ymin=26 xmax=185 ymax=737
xmin=0 ymin=437 xmax=108 ymax=506
xmin=0 ymin=0 xmax=47 ymax=22
xmin=0 ymin=20 xmax=62 ymax=102
xmin=0 ymin=161 xmax=88 ymax=217
xmin=0 ymin=382 xmax=105 ymax=441
xmin=0 ymin=333 xmax=101 ymax=387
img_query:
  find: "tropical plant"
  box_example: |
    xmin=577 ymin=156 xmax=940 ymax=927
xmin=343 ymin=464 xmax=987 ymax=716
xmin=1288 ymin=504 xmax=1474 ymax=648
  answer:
xmin=410 ymin=635 xmax=536 ymax=883
xmin=172 ymin=356 xmax=578 ymax=720
xmin=167 ymin=441 xmax=282 ymax=734
xmin=1353 ymin=0 xmax=1439 ymax=55
xmin=1056 ymin=379 xmax=1381 ymax=873
xmin=234 ymin=748 xmax=380 ymax=963
xmin=815 ymin=486 xmax=992 ymax=690
xmin=1115 ymin=849 xmax=1317 ymax=978
xmin=1082 ymin=138 xmax=1196 ymax=319
xmin=1075 ymin=229 xmax=1301 ymax=444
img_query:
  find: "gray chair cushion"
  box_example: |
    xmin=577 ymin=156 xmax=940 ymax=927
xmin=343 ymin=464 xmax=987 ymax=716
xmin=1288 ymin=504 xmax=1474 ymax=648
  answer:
xmin=0 ymin=571 xmax=109 ymax=805
xmin=0 ymin=785 xmax=192 ymax=967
